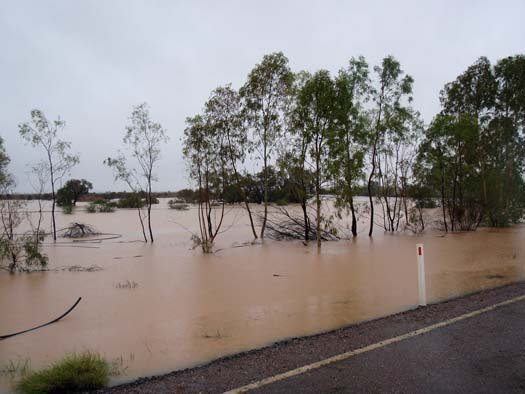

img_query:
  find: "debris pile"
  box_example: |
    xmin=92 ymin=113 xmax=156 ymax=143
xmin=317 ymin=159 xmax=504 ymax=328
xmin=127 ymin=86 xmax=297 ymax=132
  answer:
xmin=61 ymin=223 xmax=100 ymax=238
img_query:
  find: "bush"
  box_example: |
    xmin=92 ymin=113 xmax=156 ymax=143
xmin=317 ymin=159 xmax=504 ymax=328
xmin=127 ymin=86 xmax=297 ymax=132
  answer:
xmin=16 ymin=352 xmax=109 ymax=394
xmin=275 ymin=198 xmax=288 ymax=206
xmin=0 ymin=234 xmax=48 ymax=273
xmin=172 ymin=188 xmax=198 ymax=203
xmin=85 ymin=203 xmax=97 ymax=213
xmin=62 ymin=205 xmax=73 ymax=214
xmin=415 ymin=198 xmax=438 ymax=209
xmin=168 ymin=200 xmax=189 ymax=210
xmin=98 ymin=202 xmax=115 ymax=213
xmin=117 ymin=194 xmax=144 ymax=209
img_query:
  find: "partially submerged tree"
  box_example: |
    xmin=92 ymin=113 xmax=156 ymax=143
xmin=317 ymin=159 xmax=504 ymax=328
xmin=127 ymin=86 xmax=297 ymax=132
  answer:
xmin=26 ymin=161 xmax=49 ymax=244
xmin=281 ymin=70 xmax=314 ymax=241
xmin=205 ymin=85 xmax=258 ymax=239
xmin=295 ymin=69 xmax=337 ymax=249
xmin=56 ymin=179 xmax=93 ymax=207
xmin=417 ymin=55 xmax=525 ymax=230
xmin=0 ymin=139 xmax=47 ymax=273
xmin=240 ymin=52 xmax=293 ymax=239
xmin=105 ymin=103 xmax=168 ymax=242
xmin=328 ymin=57 xmax=370 ymax=236
xmin=367 ymin=57 xmax=415 ymax=236
xmin=19 ymin=110 xmax=79 ymax=241
xmin=0 ymin=136 xmax=10 ymax=188
xmin=183 ymin=115 xmax=228 ymax=253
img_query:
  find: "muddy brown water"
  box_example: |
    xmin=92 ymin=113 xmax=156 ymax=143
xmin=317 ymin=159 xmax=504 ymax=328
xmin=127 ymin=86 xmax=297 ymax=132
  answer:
xmin=1 ymin=199 xmax=524 ymax=391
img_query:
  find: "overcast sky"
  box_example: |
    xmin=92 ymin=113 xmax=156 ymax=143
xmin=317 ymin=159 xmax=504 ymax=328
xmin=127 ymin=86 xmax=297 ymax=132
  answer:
xmin=1 ymin=0 xmax=524 ymax=192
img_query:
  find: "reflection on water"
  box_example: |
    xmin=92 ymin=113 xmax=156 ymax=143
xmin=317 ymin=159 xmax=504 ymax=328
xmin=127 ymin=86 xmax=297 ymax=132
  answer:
xmin=0 ymin=199 xmax=524 ymax=391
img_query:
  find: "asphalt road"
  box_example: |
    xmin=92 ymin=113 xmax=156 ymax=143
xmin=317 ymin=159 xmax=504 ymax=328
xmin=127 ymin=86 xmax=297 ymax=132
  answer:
xmin=250 ymin=296 xmax=525 ymax=394
xmin=101 ymin=282 xmax=525 ymax=394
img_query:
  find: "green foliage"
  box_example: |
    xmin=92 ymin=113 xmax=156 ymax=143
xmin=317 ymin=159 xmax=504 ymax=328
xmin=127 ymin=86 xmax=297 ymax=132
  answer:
xmin=240 ymin=52 xmax=294 ymax=238
xmin=417 ymin=55 xmax=525 ymax=230
xmin=104 ymin=103 xmax=168 ymax=243
xmin=0 ymin=137 xmax=12 ymax=188
xmin=62 ymin=205 xmax=73 ymax=214
xmin=16 ymin=351 xmax=109 ymax=394
xmin=56 ymin=179 xmax=93 ymax=206
xmin=117 ymin=193 xmax=144 ymax=208
xmin=0 ymin=197 xmax=47 ymax=273
xmin=85 ymin=200 xmax=116 ymax=213
xmin=98 ymin=202 xmax=115 ymax=213
xmin=172 ymin=189 xmax=198 ymax=203
xmin=85 ymin=203 xmax=97 ymax=213
xmin=183 ymin=113 xmax=228 ymax=252
xmin=275 ymin=198 xmax=288 ymax=206
xmin=0 ymin=235 xmax=48 ymax=274
xmin=18 ymin=110 xmax=80 ymax=241
xmin=181 ymin=51 xmax=525 ymax=241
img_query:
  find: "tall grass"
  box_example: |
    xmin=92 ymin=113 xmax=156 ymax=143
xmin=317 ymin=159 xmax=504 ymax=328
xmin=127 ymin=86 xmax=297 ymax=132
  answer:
xmin=16 ymin=351 xmax=109 ymax=394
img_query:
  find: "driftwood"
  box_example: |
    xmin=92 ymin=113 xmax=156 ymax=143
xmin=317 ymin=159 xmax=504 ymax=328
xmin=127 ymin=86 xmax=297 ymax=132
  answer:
xmin=0 ymin=297 xmax=82 ymax=340
xmin=261 ymin=207 xmax=340 ymax=241
xmin=60 ymin=223 xmax=99 ymax=238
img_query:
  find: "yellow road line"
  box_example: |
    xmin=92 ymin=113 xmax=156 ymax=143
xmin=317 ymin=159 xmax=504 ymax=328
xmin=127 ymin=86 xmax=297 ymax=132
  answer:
xmin=224 ymin=294 xmax=525 ymax=394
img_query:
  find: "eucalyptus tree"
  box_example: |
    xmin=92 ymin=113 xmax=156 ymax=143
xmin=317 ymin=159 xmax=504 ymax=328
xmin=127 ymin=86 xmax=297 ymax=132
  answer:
xmin=366 ymin=57 xmax=415 ymax=236
xmin=296 ymin=70 xmax=337 ymax=248
xmin=0 ymin=137 xmax=10 ymax=188
xmin=105 ymin=103 xmax=168 ymax=242
xmin=56 ymin=178 xmax=93 ymax=206
xmin=0 ymin=140 xmax=47 ymax=273
xmin=440 ymin=57 xmax=496 ymax=216
xmin=329 ymin=57 xmax=370 ymax=236
xmin=240 ymin=52 xmax=293 ymax=239
xmin=182 ymin=114 xmax=228 ymax=253
xmin=487 ymin=55 xmax=525 ymax=226
xmin=205 ymin=85 xmax=258 ymax=239
xmin=416 ymin=114 xmax=482 ymax=231
xmin=19 ymin=110 xmax=79 ymax=241
xmin=283 ymin=70 xmax=314 ymax=241
xmin=376 ymin=107 xmax=422 ymax=232
xmin=436 ymin=55 xmax=525 ymax=227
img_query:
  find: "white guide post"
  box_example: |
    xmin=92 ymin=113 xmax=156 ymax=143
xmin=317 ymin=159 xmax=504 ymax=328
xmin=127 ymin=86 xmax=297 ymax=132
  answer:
xmin=417 ymin=243 xmax=427 ymax=306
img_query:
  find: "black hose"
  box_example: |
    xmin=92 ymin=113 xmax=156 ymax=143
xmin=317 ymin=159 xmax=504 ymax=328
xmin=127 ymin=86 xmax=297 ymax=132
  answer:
xmin=0 ymin=297 xmax=82 ymax=340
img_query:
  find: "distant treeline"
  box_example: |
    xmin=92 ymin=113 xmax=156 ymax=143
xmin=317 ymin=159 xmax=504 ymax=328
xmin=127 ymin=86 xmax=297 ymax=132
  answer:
xmin=5 ymin=190 xmax=182 ymax=202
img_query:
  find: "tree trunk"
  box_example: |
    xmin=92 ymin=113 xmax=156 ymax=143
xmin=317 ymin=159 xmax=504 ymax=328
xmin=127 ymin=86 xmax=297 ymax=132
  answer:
xmin=51 ymin=186 xmax=57 ymax=241
xmin=315 ymin=145 xmax=321 ymax=250
xmin=260 ymin=144 xmax=268 ymax=239
xmin=441 ymin=167 xmax=448 ymax=232
xmin=350 ymin=197 xmax=357 ymax=237
xmin=301 ymin=199 xmax=309 ymax=241
xmin=367 ymin=145 xmax=377 ymax=237
xmin=147 ymin=182 xmax=154 ymax=243
xmin=137 ymin=207 xmax=147 ymax=242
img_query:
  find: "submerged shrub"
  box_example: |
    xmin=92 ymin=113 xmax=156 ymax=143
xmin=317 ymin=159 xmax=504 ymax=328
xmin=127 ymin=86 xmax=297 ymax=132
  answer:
xmin=168 ymin=200 xmax=189 ymax=210
xmin=0 ymin=234 xmax=47 ymax=274
xmin=85 ymin=203 xmax=97 ymax=213
xmin=275 ymin=198 xmax=288 ymax=206
xmin=62 ymin=205 xmax=73 ymax=214
xmin=16 ymin=352 xmax=109 ymax=394
xmin=117 ymin=194 xmax=144 ymax=209
xmin=98 ymin=202 xmax=115 ymax=213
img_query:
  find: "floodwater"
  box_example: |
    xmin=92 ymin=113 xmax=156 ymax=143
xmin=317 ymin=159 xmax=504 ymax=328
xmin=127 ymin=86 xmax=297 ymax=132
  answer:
xmin=1 ymin=198 xmax=524 ymax=391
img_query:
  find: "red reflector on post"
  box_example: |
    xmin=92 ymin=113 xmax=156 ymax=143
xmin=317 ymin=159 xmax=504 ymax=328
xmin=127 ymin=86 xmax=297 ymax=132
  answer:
xmin=418 ymin=246 xmax=422 ymax=256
